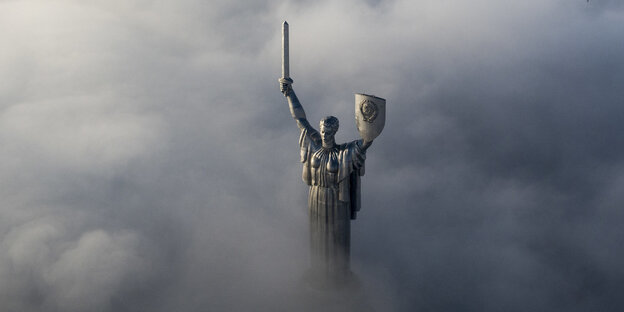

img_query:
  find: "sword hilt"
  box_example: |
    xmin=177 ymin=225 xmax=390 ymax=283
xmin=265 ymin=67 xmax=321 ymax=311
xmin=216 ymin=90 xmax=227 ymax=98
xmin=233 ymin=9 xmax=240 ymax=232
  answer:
xmin=279 ymin=77 xmax=293 ymax=96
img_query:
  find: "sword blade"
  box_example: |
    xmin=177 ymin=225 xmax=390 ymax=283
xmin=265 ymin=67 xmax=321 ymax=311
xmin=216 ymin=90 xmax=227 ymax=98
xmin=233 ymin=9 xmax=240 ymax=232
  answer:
xmin=282 ymin=21 xmax=289 ymax=79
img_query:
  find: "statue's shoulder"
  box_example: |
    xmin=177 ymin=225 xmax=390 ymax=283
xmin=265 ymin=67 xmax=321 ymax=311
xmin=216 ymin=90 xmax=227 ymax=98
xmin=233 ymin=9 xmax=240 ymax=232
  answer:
xmin=300 ymin=126 xmax=321 ymax=148
xmin=339 ymin=139 xmax=363 ymax=151
xmin=310 ymin=132 xmax=321 ymax=146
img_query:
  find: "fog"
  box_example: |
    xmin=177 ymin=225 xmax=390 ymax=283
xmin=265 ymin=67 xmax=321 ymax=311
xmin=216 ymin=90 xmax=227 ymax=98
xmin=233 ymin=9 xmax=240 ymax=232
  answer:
xmin=1 ymin=0 xmax=623 ymax=311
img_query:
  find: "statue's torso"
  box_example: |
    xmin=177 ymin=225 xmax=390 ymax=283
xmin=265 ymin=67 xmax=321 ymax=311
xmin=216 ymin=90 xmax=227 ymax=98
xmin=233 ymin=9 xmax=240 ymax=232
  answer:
xmin=309 ymin=146 xmax=340 ymax=188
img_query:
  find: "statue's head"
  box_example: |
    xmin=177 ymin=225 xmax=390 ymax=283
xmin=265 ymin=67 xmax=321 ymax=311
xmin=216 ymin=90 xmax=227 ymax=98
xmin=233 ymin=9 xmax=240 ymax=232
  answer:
xmin=320 ymin=116 xmax=339 ymax=146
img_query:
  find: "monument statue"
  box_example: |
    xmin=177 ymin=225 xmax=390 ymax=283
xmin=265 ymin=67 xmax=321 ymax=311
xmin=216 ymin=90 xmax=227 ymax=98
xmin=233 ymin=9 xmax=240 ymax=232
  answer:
xmin=278 ymin=21 xmax=385 ymax=285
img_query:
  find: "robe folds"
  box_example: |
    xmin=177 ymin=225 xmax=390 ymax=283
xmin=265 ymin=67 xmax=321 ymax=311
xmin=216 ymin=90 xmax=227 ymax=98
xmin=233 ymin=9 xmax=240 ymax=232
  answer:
xmin=298 ymin=126 xmax=366 ymax=277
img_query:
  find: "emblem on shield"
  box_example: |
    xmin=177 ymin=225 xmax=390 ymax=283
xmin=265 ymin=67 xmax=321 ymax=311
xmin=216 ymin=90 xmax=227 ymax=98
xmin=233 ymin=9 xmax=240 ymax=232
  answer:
xmin=355 ymin=93 xmax=386 ymax=142
xmin=360 ymin=100 xmax=378 ymax=122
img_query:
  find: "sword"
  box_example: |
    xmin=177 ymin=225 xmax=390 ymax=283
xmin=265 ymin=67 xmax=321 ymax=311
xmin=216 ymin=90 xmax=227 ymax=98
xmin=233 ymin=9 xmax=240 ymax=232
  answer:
xmin=280 ymin=21 xmax=293 ymax=90
xmin=282 ymin=21 xmax=289 ymax=80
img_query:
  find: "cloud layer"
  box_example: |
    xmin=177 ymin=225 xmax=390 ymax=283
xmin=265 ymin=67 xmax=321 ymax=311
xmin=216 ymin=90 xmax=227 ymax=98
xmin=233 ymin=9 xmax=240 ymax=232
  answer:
xmin=1 ymin=0 xmax=623 ymax=311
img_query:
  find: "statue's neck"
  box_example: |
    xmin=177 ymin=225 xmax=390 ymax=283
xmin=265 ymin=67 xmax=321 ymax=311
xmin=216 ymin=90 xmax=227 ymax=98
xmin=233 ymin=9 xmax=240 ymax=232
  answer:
xmin=322 ymin=140 xmax=336 ymax=149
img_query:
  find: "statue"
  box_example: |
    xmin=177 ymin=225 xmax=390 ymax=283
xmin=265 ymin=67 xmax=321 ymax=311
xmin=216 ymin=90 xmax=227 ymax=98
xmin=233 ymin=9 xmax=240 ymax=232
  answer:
xmin=279 ymin=21 xmax=385 ymax=286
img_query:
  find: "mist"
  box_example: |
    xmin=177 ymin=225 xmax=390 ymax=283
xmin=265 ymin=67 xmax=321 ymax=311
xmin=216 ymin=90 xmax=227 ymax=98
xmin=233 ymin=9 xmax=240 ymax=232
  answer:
xmin=1 ymin=0 xmax=623 ymax=311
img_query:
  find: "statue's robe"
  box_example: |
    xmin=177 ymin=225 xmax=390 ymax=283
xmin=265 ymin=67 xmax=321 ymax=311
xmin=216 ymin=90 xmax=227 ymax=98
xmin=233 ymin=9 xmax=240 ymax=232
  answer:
xmin=298 ymin=126 xmax=366 ymax=278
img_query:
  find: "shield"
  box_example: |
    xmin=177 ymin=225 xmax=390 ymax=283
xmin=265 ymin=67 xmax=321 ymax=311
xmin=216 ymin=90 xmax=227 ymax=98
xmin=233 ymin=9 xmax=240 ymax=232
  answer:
xmin=355 ymin=93 xmax=386 ymax=141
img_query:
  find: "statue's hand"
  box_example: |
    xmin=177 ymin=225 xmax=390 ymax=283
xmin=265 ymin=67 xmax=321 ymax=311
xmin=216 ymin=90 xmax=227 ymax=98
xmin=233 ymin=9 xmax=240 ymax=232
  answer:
xmin=361 ymin=139 xmax=373 ymax=151
xmin=279 ymin=77 xmax=293 ymax=96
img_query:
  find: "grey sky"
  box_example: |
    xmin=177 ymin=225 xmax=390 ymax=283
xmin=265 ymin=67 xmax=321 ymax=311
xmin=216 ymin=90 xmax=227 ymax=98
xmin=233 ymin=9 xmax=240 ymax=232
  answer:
xmin=1 ymin=0 xmax=623 ymax=311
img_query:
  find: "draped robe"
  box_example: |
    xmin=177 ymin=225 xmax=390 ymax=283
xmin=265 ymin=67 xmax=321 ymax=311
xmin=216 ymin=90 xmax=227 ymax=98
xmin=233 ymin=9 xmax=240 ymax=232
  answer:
xmin=299 ymin=126 xmax=366 ymax=278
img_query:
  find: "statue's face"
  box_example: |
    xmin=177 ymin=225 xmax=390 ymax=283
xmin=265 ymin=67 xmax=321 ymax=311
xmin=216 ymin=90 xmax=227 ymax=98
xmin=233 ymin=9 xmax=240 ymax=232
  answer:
xmin=320 ymin=123 xmax=337 ymax=142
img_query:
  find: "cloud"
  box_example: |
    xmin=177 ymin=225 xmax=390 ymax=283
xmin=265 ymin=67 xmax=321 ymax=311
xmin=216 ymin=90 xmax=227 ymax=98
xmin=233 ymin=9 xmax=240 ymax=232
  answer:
xmin=43 ymin=230 xmax=145 ymax=311
xmin=1 ymin=0 xmax=624 ymax=311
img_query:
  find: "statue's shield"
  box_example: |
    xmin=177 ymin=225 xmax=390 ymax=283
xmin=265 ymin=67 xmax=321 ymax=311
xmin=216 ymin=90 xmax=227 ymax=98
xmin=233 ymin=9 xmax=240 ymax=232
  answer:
xmin=355 ymin=93 xmax=386 ymax=141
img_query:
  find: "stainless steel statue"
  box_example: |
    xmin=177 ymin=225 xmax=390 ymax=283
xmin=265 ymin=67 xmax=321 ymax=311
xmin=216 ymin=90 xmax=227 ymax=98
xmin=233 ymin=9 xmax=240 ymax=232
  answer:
xmin=279 ymin=21 xmax=385 ymax=285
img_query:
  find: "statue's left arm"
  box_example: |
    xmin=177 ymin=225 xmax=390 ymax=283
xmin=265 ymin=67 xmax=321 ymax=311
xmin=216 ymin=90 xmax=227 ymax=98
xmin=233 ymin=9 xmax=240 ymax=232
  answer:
xmin=360 ymin=140 xmax=372 ymax=151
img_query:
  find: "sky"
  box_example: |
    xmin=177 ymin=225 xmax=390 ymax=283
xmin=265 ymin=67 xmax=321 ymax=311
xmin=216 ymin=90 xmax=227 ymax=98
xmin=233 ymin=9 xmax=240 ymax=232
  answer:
xmin=1 ymin=0 xmax=624 ymax=311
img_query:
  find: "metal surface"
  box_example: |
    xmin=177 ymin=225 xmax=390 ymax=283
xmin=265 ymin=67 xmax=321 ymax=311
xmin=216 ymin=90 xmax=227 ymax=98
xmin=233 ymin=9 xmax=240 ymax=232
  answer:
xmin=355 ymin=93 xmax=386 ymax=142
xmin=279 ymin=22 xmax=385 ymax=285
xmin=282 ymin=21 xmax=289 ymax=79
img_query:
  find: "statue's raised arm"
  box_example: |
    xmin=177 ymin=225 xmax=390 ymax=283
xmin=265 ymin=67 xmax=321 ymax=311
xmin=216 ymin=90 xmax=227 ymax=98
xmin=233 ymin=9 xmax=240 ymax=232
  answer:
xmin=279 ymin=21 xmax=318 ymax=140
xmin=280 ymin=78 xmax=318 ymax=135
